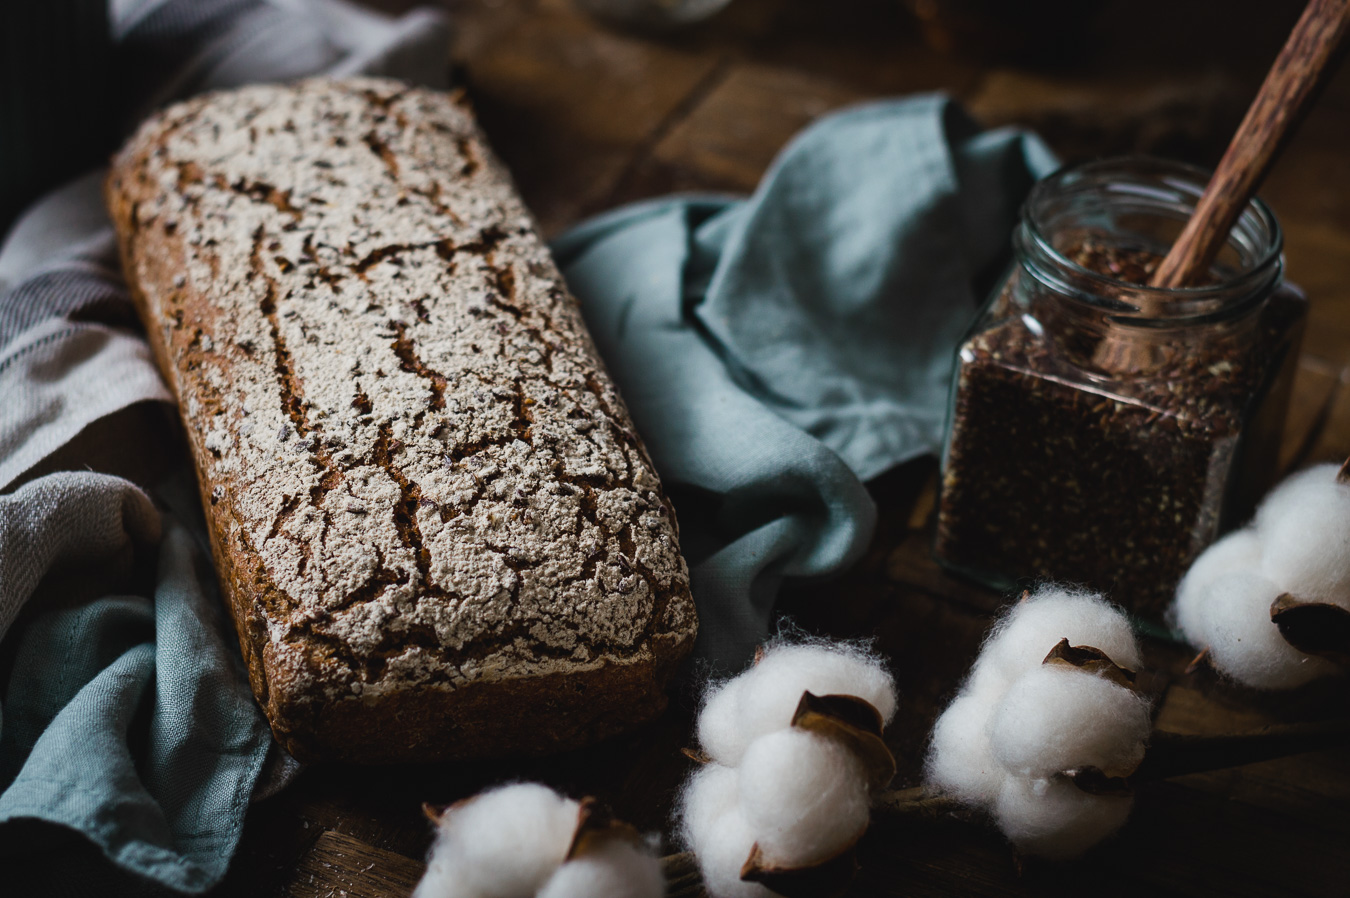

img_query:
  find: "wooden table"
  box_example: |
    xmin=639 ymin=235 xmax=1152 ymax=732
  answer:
xmin=206 ymin=1 xmax=1350 ymax=894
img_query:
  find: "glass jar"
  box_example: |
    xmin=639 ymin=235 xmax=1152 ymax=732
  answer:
xmin=934 ymin=157 xmax=1306 ymax=617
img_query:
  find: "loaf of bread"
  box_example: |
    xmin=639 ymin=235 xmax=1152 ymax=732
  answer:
xmin=106 ymin=78 xmax=696 ymax=763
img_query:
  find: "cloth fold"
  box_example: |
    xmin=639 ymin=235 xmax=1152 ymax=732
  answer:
xmin=0 ymin=495 xmax=271 ymax=893
xmin=0 ymin=472 xmax=159 ymax=661
xmin=554 ymin=97 xmax=1055 ymax=662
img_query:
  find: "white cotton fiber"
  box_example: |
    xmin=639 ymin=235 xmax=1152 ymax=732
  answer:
xmin=747 ymin=642 xmax=898 ymax=722
xmin=976 ymin=586 xmax=1142 ymax=689
xmin=923 ymin=586 xmax=1154 ymax=860
xmin=987 ymin=665 xmax=1151 ymax=780
xmin=696 ymin=640 xmax=897 ymax=766
xmin=696 ymin=677 xmax=747 ymax=767
xmin=1256 ymin=463 xmax=1350 ymax=605
xmin=687 ymin=806 xmax=773 ymax=898
xmin=677 ymin=762 xmax=741 ymax=852
xmin=683 ymin=639 xmax=898 ymax=895
xmin=684 ymin=639 xmax=896 ymax=894
xmin=1172 ymin=528 xmax=1263 ymax=639
xmin=1196 ymin=571 xmax=1337 ymax=689
xmin=737 ymin=728 xmax=872 ymax=867
xmin=413 ymin=783 xmax=579 ymax=898
xmin=925 ymin=692 xmax=1004 ymax=804
xmin=536 ymin=839 xmax=665 ymax=898
xmin=992 ymin=776 xmax=1133 ymax=860
xmin=1170 ymin=463 xmax=1350 ymax=690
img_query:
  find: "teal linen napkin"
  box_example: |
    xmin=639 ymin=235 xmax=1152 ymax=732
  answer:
xmin=554 ymin=96 xmax=1056 ymax=664
xmin=0 ymin=473 xmax=273 ymax=895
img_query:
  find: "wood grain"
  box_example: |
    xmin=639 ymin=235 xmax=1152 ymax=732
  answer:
xmin=1278 ymin=354 xmax=1341 ymax=472
xmin=286 ymin=831 xmax=424 ymax=898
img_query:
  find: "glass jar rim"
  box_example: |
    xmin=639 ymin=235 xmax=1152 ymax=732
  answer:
xmin=1021 ymin=156 xmax=1284 ymax=313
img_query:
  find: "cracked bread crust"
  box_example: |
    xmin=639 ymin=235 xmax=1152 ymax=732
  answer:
xmin=105 ymin=77 xmax=696 ymax=763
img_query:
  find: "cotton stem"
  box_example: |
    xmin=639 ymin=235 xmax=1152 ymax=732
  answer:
xmin=661 ymin=851 xmax=703 ymax=898
xmin=873 ymin=785 xmax=971 ymax=819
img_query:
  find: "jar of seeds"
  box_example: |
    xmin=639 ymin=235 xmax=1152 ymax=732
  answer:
xmin=934 ymin=157 xmax=1306 ymax=617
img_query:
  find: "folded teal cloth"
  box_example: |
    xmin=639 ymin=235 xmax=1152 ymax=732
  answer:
xmin=554 ymin=97 xmax=1056 ymax=663
xmin=0 ymin=473 xmax=271 ymax=895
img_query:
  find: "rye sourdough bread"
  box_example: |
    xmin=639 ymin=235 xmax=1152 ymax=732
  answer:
xmin=105 ymin=77 xmax=696 ymax=763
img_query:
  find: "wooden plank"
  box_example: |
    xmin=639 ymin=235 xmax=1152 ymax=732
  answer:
xmin=1283 ymin=221 xmax=1350 ymax=366
xmin=627 ymin=63 xmax=864 ymax=196
xmin=287 ymin=791 xmax=436 ymax=864
xmin=1278 ymin=354 xmax=1341 ymax=473
xmin=545 ymin=0 xmax=987 ymax=98
xmin=883 ymin=528 xmax=1007 ymax=616
xmin=1262 ymin=143 xmax=1350 ymax=236
xmin=1303 ymin=362 xmax=1350 ymax=463
xmin=286 ymin=830 xmax=424 ymax=898
xmin=1155 ymin=682 xmax=1281 ymax=735
xmin=446 ymin=0 xmax=536 ymax=62
xmin=1152 ymin=682 xmax=1350 ymax=832
xmin=456 ymin=6 xmax=725 ymax=234
xmin=966 ymin=68 xmax=1245 ymax=164
xmin=1257 ymin=58 xmax=1350 ymax=233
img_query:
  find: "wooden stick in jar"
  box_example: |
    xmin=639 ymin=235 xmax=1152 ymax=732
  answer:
xmin=1150 ymin=0 xmax=1350 ymax=289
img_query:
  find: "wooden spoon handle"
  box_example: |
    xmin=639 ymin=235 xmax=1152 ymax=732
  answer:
xmin=1151 ymin=0 xmax=1350 ymax=288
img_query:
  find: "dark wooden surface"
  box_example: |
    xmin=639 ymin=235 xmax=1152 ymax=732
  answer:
xmin=213 ymin=1 xmax=1350 ymax=895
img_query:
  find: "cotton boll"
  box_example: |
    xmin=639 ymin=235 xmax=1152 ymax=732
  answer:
xmin=738 ymin=728 xmax=872 ymax=867
xmin=977 ymin=586 xmax=1141 ymax=686
xmin=961 ymin=655 xmax=1013 ymax=705
xmin=536 ymin=839 xmax=664 ymax=898
xmin=750 ymin=642 xmax=899 ymax=724
xmin=992 ymin=776 xmax=1133 ymax=860
xmin=1199 ymin=572 xmax=1337 ymax=689
xmin=413 ymin=851 xmax=491 ymax=898
xmin=702 ymin=641 xmax=898 ymax=766
xmin=987 ymin=666 xmax=1150 ymax=780
xmin=697 ymin=677 xmax=748 ymax=766
xmin=735 ymin=643 xmax=898 ymax=743
xmin=922 ymin=587 xmax=1150 ymax=860
xmin=1256 ymin=463 xmax=1350 ymax=605
xmin=689 ymin=806 xmax=774 ymax=898
xmin=677 ymin=762 xmax=740 ymax=853
xmin=413 ymin=783 xmax=579 ymax=898
xmin=1173 ymin=529 xmax=1264 ymax=639
xmin=925 ymin=691 xmax=1003 ymax=803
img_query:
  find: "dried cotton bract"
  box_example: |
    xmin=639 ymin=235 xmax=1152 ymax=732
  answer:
xmin=1172 ymin=463 xmax=1350 ymax=688
xmin=413 ymin=783 xmax=663 ymax=898
xmin=678 ymin=640 xmax=898 ymax=897
xmin=925 ymin=587 xmax=1152 ymax=859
